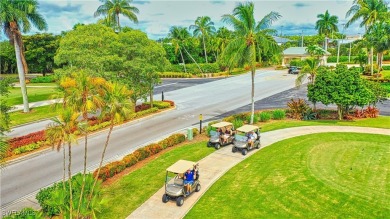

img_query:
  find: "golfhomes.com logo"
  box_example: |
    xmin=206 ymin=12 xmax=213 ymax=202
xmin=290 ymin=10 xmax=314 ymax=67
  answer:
xmin=2 ymin=209 xmax=36 ymax=217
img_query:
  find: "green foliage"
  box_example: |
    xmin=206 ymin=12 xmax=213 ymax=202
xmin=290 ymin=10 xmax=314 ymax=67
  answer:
xmin=327 ymin=56 xmax=355 ymax=63
xmin=232 ymin=119 xmax=244 ymax=129
xmin=152 ymin=101 xmax=171 ymax=109
xmin=0 ymin=42 xmax=17 ymax=74
xmin=289 ymin=59 xmax=306 ymax=67
xmin=272 ymin=109 xmax=286 ymax=120
xmin=382 ymin=66 xmax=390 ymax=70
xmin=12 ymin=143 xmax=40 ymax=155
xmin=30 ymin=75 xmax=56 ymax=83
xmin=287 ymin=98 xmax=311 ymax=120
xmin=36 ymin=173 xmax=103 ymax=218
xmin=308 ymin=65 xmax=376 ymax=120
xmin=2 ymin=207 xmax=43 ymax=219
xmin=0 ymin=78 xmax=12 ymax=134
xmin=158 ymin=72 xmax=192 ymax=78
xmin=259 ymin=112 xmax=271 ymax=122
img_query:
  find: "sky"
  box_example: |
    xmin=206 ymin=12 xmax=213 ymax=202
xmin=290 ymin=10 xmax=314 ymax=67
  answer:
xmin=5 ymin=0 xmax=367 ymax=40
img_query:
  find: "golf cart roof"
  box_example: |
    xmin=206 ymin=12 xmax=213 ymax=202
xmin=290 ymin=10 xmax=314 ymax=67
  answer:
xmin=236 ymin=125 xmax=259 ymax=133
xmin=166 ymin=160 xmax=196 ymax=173
xmin=211 ymin=122 xmax=233 ymax=128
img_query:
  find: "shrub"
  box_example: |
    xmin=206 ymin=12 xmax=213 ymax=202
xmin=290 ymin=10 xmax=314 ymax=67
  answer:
xmin=259 ymin=112 xmax=271 ymax=122
xmin=135 ymin=103 xmax=151 ymax=112
xmin=192 ymin=128 xmax=199 ymax=137
xmin=36 ymin=183 xmax=61 ymax=217
xmin=30 ymin=75 xmax=56 ymax=83
xmin=272 ymin=109 xmax=286 ymax=120
xmin=152 ymin=101 xmax=171 ymax=109
xmin=289 ymin=59 xmax=306 ymax=67
xmin=382 ymin=66 xmax=390 ymax=70
xmin=8 ymin=130 xmax=46 ymax=151
xmin=363 ymin=106 xmax=379 ymax=118
xmin=12 ymin=143 xmax=40 ymax=155
xmin=163 ymin=100 xmax=175 ymax=106
xmin=232 ymin=119 xmax=244 ymax=128
xmin=287 ymin=98 xmax=311 ymax=120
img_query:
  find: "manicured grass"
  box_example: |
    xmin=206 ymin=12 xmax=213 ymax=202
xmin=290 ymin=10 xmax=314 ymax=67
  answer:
xmin=382 ymin=70 xmax=390 ymax=78
xmin=97 ymin=141 xmax=214 ymax=219
xmin=26 ymin=83 xmax=57 ymax=87
xmin=6 ymin=86 xmax=61 ymax=105
xmin=186 ymin=133 xmax=390 ymax=218
xmin=258 ymin=116 xmax=390 ymax=132
xmin=9 ymin=105 xmax=61 ymax=126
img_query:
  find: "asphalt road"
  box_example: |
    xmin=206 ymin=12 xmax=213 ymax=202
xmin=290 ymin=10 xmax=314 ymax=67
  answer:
xmin=1 ymin=70 xmax=297 ymax=210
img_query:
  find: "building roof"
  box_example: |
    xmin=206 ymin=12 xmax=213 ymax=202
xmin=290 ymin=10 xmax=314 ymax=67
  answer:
xmin=283 ymin=47 xmax=330 ymax=56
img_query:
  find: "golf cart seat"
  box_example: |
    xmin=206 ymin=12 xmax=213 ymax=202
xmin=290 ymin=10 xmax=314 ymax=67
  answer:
xmin=174 ymin=178 xmax=184 ymax=186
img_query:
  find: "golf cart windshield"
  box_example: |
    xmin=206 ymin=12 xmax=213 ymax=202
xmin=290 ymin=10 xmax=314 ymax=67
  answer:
xmin=209 ymin=130 xmax=219 ymax=137
xmin=235 ymin=133 xmax=248 ymax=142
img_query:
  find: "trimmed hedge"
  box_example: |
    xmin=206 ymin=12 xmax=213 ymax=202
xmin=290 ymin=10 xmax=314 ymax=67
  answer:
xmin=94 ymin=133 xmax=186 ymax=181
xmin=30 ymin=75 xmax=56 ymax=83
xmin=152 ymin=101 xmax=171 ymax=109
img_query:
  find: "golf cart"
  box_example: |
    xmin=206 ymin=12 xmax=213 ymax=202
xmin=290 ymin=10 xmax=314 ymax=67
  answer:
xmin=232 ymin=125 xmax=261 ymax=155
xmin=207 ymin=121 xmax=235 ymax=149
xmin=162 ymin=160 xmax=200 ymax=206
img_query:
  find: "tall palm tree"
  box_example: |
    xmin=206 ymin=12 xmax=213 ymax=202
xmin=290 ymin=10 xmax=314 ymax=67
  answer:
xmin=0 ymin=0 xmax=47 ymax=112
xmin=60 ymin=72 xmax=105 ymax=217
xmin=346 ymin=0 xmax=388 ymax=75
xmin=366 ymin=22 xmax=390 ymax=70
xmin=46 ymin=109 xmax=79 ymax=218
xmin=169 ymin=26 xmax=203 ymax=74
xmin=88 ymin=82 xmax=133 ymax=208
xmin=315 ymin=10 xmax=339 ymax=51
xmin=94 ymin=0 xmax=139 ymax=32
xmin=221 ymin=2 xmax=280 ymax=124
xmin=189 ymin=16 xmax=216 ymax=63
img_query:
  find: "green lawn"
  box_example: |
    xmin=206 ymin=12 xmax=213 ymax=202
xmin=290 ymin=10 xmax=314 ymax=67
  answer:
xmin=6 ymin=86 xmax=61 ymax=105
xmin=382 ymin=70 xmax=390 ymax=78
xmin=186 ymin=133 xmax=390 ymax=218
xmin=259 ymin=116 xmax=390 ymax=132
xmin=97 ymin=141 xmax=214 ymax=219
xmin=9 ymin=105 xmax=61 ymax=126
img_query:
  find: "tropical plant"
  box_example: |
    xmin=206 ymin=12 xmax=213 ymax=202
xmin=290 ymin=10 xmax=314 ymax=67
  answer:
xmin=365 ymin=22 xmax=390 ymax=70
xmin=189 ymin=16 xmax=216 ymax=63
xmin=353 ymin=49 xmax=368 ymax=71
xmin=346 ymin=0 xmax=389 ymax=75
xmin=0 ymin=0 xmax=48 ymax=112
xmin=88 ymin=82 xmax=133 ymax=209
xmin=295 ymin=58 xmax=320 ymax=87
xmin=315 ymin=10 xmax=339 ymax=50
xmin=169 ymin=26 xmax=203 ymax=74
xmin=94 ymin=0 xmax=139 ymax=32
xmin=220 ymin=2 xmax=280 ymax=124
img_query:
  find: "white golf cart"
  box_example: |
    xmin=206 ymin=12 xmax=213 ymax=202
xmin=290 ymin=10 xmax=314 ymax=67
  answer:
xmin=232 ymin=125 xmax=261 ymax=155
xmin=162 ymin=160 xmax=200 ymax=206
xmin=207 ymin=121 xmax=235 ymax=149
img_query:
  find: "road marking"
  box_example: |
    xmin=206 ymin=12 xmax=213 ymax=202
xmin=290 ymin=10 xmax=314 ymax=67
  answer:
xmin=155 ymin=83 xmax=177 ymax=88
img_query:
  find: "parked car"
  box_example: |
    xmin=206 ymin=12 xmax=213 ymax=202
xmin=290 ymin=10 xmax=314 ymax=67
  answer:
xmin=232 ymin=125 xmax=261 ymax=155
xmin=207 ymin=121 xmax=235 ymax=149
xmin=162 ymin=160 xmax=201 ymax=206
xmin=288 ymin=66 xmax=300 ymax=74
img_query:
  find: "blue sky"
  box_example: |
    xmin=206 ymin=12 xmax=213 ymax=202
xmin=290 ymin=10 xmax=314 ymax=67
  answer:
xmin=7 ymin=0 xmax=366 ymax=40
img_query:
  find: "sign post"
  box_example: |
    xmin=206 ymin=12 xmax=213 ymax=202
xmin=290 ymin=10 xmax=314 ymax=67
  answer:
xmin=199 ymin=114 xmax=203 ymax=134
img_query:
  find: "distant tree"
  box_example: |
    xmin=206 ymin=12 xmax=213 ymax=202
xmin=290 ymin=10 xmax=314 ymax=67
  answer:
xmin=94 ymin=0 xmax=139 ymax=32
xmin=189 ymin=16 xmax=216 ymax=63
xmin=23 ymin=33 xmax=60 ymax=75
xmin=0 ymin=0 xmax=48 ymax=112
xmin=220 ymin=2 xmax=280 ymax=124
xmin=315 ymin=10 xmax=339 ymax=50
xmin=0 ymin=41 xmax=16 ymax=73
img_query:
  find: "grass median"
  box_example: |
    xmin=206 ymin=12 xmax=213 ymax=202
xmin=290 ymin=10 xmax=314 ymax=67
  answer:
xmin=7 ymin=86 xmax=61 ymax=105
xmin=97 ymin=140 xmax=214 ymax=219
xmin=186 ymin=133 xmax=390 ymax=218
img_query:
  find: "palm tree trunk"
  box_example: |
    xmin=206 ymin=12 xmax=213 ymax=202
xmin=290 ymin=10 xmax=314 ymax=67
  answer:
xmin=117 ymin=13 xmax=120 ymax=32
xmin=370 ymin=46 xmax=374 ymax=76
xmin=179 ymin=49 xmax=187 ymax=73
xmin=68 ymin=142 xmax=73 ymax=219
xmin=77 ymin=129 xmax=88 ymax=217
xmin=182 ymin=46 xmax=203 ymax=75
xmin=88 ymin=119 xmax=114 ymax=208
xmin=13 ymin=33 xmax=29 ymax=113
xmin=250 ymin=45 xmax=256 ymax=125
xmin=62 ymin=143 xmax=66 ymax=192
xmin=202 ymin=35 xmax=208 ymax=63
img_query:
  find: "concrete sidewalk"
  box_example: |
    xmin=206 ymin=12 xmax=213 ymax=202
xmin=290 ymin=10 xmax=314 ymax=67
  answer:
xmin=10 ymin=98 xmax=63 ymax=113
xmin=128 ymin=126 xmax=390 ymax=219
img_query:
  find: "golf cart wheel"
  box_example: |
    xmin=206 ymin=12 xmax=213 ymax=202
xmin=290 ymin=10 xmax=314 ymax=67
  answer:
xmin=176 ymin=196 xmax=184 ymax=206
xmin=256 ymin=142 xmax=260 ymax=149
xmin=232 ymin=147 xmax=237 ymax=153
xmin=195 ymin=184 xmax=201 ymax=192
xmin=215 ymin=143 xmax=221 ymax=150
xmin=162 ymin=194 xmax=169 ymax=203
xmin=242 ymin=149 xmax=248 ymax=156
xmin=207 ymin=142 xmax=211 ymax=147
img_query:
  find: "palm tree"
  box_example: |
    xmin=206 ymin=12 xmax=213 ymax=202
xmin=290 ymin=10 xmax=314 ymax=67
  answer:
xmin=366 ymin=22 xmax=390 ymax=70
xmin=315 ymin=10 xmax=339 ymax=51
xmin=0 ymin=0 xmax=47 ymax=112
xmin=169 ymin=26 xmax=203 ymax=74
xmin=46 ymin=109 xmax=79 ymax=218
xmin=221 ymin=2 xmax=280 ymax=124
xmin=346 ymin=0 xmax=388 ymax=75
xmin=88 ymin=82 xmax=133 ymax=208
xmin=94 ymin=0 xmax=139 ymax=32
xmin=295 ymin=58 xmax=320 ymax=87
xmin=353 ymin=49 xmax=368 ymax=72
xmin=60 ymin=72 xmax=105 ymax=217
xmin=189 ymin=16 xmax=216 ymax=63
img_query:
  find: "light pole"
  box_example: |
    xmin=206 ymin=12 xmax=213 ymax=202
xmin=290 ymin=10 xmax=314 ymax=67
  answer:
xmin=301 ymin=30 xmax=304 ymax=47
xmin=348 ymin=42 xmax=352 ymax=63
xmin=280 ymin=25 xmax=284 ymax=36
